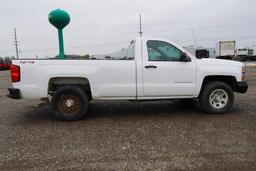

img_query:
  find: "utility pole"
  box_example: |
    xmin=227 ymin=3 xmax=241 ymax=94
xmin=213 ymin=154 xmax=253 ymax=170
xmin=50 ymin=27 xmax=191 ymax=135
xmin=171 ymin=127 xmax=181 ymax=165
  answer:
xmin=13 ymin=28 xmax=19 ymax=59
xmin=191 ymin=27 xmax=198 ymax=48
xmin=139 ymin=15 xmax=143 ymax=37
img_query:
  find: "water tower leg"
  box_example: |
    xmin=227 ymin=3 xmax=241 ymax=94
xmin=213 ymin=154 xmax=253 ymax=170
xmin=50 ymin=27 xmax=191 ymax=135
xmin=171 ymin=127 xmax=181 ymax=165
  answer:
xmin=58 ymin=29 xmax=65 ymax=59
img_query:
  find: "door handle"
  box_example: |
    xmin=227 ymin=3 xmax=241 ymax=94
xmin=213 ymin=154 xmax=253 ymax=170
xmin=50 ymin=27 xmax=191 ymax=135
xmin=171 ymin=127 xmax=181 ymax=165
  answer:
xmin=145 ymin=65 xmax=157 ymax=69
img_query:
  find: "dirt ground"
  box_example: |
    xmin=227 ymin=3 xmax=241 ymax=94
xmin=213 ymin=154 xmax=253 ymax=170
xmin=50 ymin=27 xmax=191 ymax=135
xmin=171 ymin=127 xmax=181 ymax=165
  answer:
xmin=0 ymin=65 xmax=256 ymax=170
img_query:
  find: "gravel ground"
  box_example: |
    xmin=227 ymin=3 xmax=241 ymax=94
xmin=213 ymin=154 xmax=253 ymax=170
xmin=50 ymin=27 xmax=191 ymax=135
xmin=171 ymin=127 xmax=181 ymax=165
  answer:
xmin=0 ymin=66 xmax=256 ymax=170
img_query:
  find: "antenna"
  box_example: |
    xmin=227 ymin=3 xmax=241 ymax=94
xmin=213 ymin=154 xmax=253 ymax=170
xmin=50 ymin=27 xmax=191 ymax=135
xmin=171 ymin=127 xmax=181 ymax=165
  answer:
xmin=191 ymin=27 xmax=198 ymax=48
xmin=13 ymin=28 xmax=19 ymax=59
xmin=139 ymin=15 xmax=143 ymax=37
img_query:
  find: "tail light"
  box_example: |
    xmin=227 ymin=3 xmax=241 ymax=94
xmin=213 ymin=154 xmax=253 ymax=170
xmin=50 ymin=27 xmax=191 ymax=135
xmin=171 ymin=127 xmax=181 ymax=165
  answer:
xmin=10 ymin=65 xmax=20 ymax=82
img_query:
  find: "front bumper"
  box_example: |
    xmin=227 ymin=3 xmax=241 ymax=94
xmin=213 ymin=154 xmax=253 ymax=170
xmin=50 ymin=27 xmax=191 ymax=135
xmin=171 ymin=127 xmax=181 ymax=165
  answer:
xmin=236 ymin=81 xmax=248 ymax=94
xmin=7 ymin=88 xmax=21 ymax=99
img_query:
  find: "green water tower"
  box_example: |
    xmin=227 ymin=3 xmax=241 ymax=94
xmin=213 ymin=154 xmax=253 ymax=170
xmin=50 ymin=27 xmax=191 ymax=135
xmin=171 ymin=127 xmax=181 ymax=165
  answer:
xmin=48 ymin=9 xmax=70 ymax=59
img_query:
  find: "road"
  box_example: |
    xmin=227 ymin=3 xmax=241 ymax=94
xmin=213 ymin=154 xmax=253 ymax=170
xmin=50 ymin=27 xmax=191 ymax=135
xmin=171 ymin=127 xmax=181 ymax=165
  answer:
xmin=0 ymin=67 xmax=256 ymax=170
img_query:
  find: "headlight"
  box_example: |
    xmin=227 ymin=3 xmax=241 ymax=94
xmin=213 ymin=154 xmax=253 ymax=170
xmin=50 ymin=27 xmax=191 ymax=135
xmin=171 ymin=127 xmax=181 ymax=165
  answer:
xmin=242 ymin=66 xmax=246 ymax=81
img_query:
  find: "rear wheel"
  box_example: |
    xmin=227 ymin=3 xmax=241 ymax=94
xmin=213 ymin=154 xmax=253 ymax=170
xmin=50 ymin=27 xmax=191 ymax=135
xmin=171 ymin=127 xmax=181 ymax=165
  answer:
xmin=52 ymin=85 xmax=89 ymax=121
xmin=199 ymin=81 xmax=234 ymax=114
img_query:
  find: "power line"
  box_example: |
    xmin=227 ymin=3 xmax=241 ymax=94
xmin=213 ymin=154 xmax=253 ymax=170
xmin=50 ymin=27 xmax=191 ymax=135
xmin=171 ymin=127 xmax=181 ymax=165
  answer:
xmin=1 ymin=35 xmax=256 ymax=53
xmin=7 ymin=41 xmax=130 ymax=52
xmin=1 ymin=17 xmax=256 ymax=55
xmin=13 ymin=28 xmax=19 ymax=59
xmin=139 ymin=15 xmax=143 ymax=37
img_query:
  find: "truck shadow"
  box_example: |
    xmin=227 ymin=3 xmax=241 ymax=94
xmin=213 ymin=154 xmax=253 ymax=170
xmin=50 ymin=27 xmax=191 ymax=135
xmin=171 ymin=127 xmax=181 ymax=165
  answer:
xmin=87 ymin=100 xmax=203 ymax=119
xmin=23 ymin=100 xmax=204 ymax=122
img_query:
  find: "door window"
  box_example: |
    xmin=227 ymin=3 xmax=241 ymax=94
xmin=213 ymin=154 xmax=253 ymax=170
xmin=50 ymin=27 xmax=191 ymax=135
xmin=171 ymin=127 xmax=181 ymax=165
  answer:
xmin=147 ymin=40 xmax=182 ymax=61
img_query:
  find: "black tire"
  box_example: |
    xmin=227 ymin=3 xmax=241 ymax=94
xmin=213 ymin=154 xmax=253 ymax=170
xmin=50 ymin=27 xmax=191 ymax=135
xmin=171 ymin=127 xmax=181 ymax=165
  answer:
xmin=199 ymin=81 xmax=234 ymax=114
xmin=52 ymin=85 xmax=89 ymax=121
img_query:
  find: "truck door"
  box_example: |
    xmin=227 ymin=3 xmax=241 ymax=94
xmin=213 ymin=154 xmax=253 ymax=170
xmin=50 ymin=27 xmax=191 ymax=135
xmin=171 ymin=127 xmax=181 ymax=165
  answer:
xmin=142 ymin=40 xmax=197 ymax=97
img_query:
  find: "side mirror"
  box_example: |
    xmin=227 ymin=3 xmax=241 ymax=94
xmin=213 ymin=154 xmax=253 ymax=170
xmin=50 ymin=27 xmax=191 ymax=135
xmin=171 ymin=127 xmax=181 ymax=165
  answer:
xmin=180 ymin=52 xmax=191 ymax=62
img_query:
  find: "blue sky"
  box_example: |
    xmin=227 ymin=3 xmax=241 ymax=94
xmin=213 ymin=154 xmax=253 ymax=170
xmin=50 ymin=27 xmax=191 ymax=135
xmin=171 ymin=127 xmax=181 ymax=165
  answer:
xmin=0 ymin=0 xmax=255 ymax=58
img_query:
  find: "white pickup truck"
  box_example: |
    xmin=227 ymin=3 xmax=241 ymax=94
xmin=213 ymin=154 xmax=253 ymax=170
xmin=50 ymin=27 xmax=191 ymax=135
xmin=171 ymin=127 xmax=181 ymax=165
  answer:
xmin=8 ymin=37 xmax=248 ymax=121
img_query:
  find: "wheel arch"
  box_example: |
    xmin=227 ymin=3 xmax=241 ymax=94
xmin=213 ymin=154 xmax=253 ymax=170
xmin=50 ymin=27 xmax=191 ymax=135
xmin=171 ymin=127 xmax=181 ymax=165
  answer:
xmin=48 ymin=77 xmax=92 ymax=100
xmin=199 ymin=75 xmax=237 ymax=97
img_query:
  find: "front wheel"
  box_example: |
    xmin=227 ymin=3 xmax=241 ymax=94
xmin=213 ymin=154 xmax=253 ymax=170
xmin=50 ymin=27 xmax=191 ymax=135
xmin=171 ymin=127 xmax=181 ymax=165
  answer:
xmin=52 ymin=85 xmax=89 ymax=121
xmin=199 ymin=81 xmax=234 ymax=114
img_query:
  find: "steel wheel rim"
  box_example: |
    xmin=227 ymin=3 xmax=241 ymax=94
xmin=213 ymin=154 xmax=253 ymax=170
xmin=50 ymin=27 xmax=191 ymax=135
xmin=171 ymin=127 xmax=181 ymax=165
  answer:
xmin=58 ymin=94 xmax=81 ymax=115
xmin=209 ymin=89 xmax=229 ymax=109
